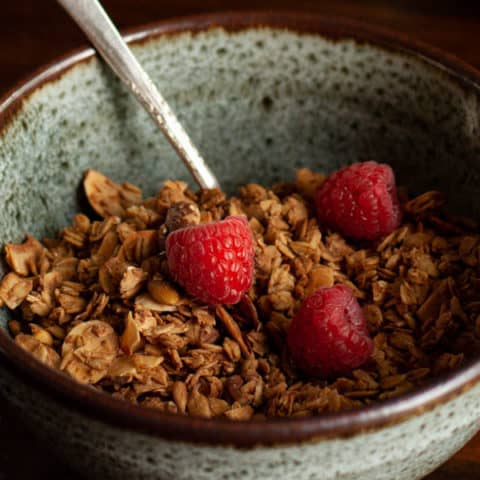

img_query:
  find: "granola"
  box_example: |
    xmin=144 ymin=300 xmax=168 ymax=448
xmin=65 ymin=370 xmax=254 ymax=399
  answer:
xmin=2 ymin=168 xmax=480 ymax=419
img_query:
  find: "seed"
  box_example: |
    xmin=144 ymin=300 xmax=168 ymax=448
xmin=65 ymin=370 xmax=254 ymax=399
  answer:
xmin=147 ymin=278 xmax=181 ymax=305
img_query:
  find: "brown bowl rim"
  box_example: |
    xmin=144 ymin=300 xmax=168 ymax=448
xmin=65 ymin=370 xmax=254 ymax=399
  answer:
xmin=1 ymin=11 xmax=480 ymax=448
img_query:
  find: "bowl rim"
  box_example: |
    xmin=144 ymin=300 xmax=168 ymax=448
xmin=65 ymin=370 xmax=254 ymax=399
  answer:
xmin=1 ymin=11 xmax=480 ymax=447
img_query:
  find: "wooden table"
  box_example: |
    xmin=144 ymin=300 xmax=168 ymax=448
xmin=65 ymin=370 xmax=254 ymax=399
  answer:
xmin=0 ymin=1 xmax=479 ymax=478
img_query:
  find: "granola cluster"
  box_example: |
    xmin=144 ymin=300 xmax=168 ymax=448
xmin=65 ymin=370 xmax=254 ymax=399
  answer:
xmin=2 ymin=168 xmax=480 ymax=420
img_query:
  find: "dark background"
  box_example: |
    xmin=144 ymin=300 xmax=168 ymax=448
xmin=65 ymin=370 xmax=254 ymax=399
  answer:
xmin=1 ymin=1 xmax=480 ymax=479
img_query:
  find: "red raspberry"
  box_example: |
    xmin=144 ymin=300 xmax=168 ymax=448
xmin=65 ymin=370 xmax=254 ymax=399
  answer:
xmin=315 ymin=161 xmax=402 ymax=241
xmin=166 ymin=216 xmax=255 ymax=305
xmin=287 ymin=285 xmax=373 ymax=377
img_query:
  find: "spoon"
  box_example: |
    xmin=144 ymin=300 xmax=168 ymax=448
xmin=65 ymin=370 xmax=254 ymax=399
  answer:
xmin=57 ymin=0 xmax=220 ymax=190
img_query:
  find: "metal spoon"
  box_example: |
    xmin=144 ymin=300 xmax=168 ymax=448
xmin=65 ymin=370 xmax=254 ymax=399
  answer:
xmin=57 ymin=0 xmax=219 ymax=190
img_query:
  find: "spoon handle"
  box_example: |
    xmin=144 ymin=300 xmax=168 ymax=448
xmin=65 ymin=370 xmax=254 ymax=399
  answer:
xmin=57 ymin=0 xmax=219 ymax=190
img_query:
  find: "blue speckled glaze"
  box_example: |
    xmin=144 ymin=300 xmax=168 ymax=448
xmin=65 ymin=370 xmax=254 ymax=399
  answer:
xmin=1 ymin=21 xmax=480 ymax=480
xmin=1 ymin=29 xmax=479 ymax=247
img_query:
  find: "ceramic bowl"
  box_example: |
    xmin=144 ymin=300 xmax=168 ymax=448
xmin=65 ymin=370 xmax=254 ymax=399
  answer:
xmin=1 ymin=13 xmax=480 ymax=480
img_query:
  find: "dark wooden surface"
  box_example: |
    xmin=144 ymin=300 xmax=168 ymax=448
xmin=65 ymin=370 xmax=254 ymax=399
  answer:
xmin=1 ymin=1 xmax=480 ymax=479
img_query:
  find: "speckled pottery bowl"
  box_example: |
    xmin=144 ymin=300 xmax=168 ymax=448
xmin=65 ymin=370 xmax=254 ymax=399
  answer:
xmin=1 ymin=12 xmax=480 ymax=480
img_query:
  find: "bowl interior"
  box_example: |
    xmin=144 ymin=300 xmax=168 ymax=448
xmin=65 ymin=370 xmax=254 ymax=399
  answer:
xmin=1 ymin=26 xmax=480 ymax=333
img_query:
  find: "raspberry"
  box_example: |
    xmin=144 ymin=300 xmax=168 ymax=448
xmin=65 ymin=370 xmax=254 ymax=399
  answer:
xmin=287 ymin=285 xmax=373 ymax=377
xmin=315 ymin=161 xmax=402 ymax=241
xmin=165 ymin=216 xmax=255 ymax=305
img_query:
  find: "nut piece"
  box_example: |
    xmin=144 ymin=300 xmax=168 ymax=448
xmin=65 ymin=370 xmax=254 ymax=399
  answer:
xmin=147 ymin=277 xmax=181 ymax=305
xmin=165 ymin=202 xmax=201 ymax=232
xmin=223 ymin=337 xmax=242 ymax=362
xmin=0 ymin=272 xmax=33 ymax=309
xmin=209 ymin=398 xmax=230 ymax=416
xmin=119 ymin=267 xmax=147 ymax=300
xmin=172 ymin=381 xmax=188 ymax=414
xmin=135 ymin=293 xmax=177 ymax=313
xmin=99 ymin=256 xmax=128 ymax=295
xmin=120 ymin=312 xmax=142 ymax=355
xmin=61 ymin=320 xmax=118 ymax=384
xmin=84 ymin=169 xmax=142 ymax=218
xmin=216 ymin=306 xmax=250 ymax=357
xmin=224 ymin=404 xmax=254 ymax=421
xmin=15 ymin=334 xmax=60 ymax=368
xmin=305 ymin=265 xmax=334 ymax=296
xmin=187 ymin=389 xmax=212 ymax=418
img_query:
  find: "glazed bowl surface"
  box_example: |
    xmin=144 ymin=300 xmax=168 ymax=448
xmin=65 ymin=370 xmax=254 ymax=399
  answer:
xmin=1 ymin=12 xmax=480 ymax=480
